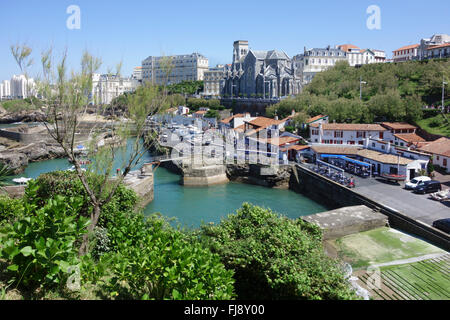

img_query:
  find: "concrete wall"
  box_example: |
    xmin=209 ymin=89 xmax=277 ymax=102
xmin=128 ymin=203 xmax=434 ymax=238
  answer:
xmin=0 ymin=128 xmax=43 ymax=144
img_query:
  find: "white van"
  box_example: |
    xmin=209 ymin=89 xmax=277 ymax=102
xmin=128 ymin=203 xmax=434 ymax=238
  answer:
xmin=405 ymin=176 xmax=431 ymax=190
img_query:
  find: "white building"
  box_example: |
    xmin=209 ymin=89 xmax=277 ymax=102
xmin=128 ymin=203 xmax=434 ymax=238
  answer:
xmin=417 ymin=34 xmax=450 ymax=60
xmin=418 ymin=137 xmax=450 ymax=173
xmin=132 ymin=67 xmax=143 ymax=81
xmin=10 ymin=75 xmax=35 ymax=99
xmin=92 ymin=74 xmax=139 ymax=105
xmin=337 ymin=45 xmax=384 ymax=67
xmin=203 ymin=64 xmax=227 ymax=97
xmin=0 ymin=80 xmax=11 ymax=100
xmin=309 ymin=123 xmax=387 ymax=145
xmin=392 ymin=44 xmax=419 ymax=62
xmin=142 ymin=53 xmax=209 ymax=85
xmin=294 ymin=46 xmax=347 ymax=85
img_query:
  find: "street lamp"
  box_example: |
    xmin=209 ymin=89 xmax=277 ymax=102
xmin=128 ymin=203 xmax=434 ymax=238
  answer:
xmin=360 ymin=76 xmax=367 ymax=101
xmin=442 ymin=76 xmax=448 ymax=113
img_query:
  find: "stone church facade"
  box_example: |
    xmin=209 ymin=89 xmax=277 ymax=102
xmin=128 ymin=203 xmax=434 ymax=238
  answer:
xmin=223 ymin=41 xmax=301 ymax=98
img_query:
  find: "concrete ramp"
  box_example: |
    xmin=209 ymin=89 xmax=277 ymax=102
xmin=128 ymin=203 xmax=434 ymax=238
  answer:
xmin=302 ymin=205 xmax=388 ymax=240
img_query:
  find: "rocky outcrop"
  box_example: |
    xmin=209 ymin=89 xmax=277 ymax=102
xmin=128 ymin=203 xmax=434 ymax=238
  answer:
xmin=0 ymin=142 xmax=67 ymax=173
xmin=226 ymin=164 xmax=293 ymax=188
xmin=0 ymin=110 xmax=47 ymax=124
xmin=0 ymin=151 xmax=29 ymax=173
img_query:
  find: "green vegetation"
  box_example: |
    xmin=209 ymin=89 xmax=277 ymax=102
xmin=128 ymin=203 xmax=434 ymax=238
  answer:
xmin=0 ymin=173 xmax=358 ymax=300
xmin=0 ymin=97 xmax=43 ymax=112
xmin=416 ymin=114 xmax=450 ymax=136
xmin=186 ymin=98 xmax=225 ymax=112
xmin=198 ymin=203 xmax=358 ymax=300
xmin=166 ymin=80 xmax=203 ymax=95
xmin=204 ymin=109 xmax=220 ymax=120
xmin=267 ymin=59 xmax=449 ymax=125
xmin=0 ymin=172 xmax=235 ymax=300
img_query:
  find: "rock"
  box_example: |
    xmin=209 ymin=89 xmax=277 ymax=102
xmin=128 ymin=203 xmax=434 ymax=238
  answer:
xmin=0 ymin=151 xmax=28 ymax=173
xmin=0 ymin=110 xmax=46 ymax=124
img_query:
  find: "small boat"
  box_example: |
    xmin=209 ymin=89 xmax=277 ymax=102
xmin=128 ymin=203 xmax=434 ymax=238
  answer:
xmin=12 ymin=177 xmax=33 ymax=185
xmin=380 ymin=173 xmax=406 ymax=182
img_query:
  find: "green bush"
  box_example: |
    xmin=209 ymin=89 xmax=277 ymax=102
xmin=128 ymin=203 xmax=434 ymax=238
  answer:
xmin=101 ymin=212 xmax=235 ymax=300
xmin=0 ymin=192 xmax=89 ymax=289
xmin=199 ymin=203 xmax=357 ymax=300
xmin=32 ymin=171 xmax=138 ymax=228
xmin=0 ymin=196 xmax=24 ymax=224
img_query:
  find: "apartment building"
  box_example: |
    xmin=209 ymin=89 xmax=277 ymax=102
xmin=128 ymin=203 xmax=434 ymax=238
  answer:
xmin=309 ymin=123 xmax=387 ymax=145
xmin=142 ymin=53 xmax=209 ymax=85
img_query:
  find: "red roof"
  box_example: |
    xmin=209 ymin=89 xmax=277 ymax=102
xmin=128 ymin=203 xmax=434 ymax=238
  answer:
xmin=418 ymin=137 xmax=450 ymax=157
xmin=307 ymin=115 xmax=327 ymax=123
xmin=393 ymin=44 xmax=419 ymax=52
xmin=310 ymin=123 xmax=386 ymax=131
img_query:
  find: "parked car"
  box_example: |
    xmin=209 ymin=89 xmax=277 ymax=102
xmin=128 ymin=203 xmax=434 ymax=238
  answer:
xmin=413 ymin=180 xmax=442 ymax=194
xmin=432 ymin=218 xmax=450 ymax=234
xmin=405 ymin=176 xmax=431 ymax=190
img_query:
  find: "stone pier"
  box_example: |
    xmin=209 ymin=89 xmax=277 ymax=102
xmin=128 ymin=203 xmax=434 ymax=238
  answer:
xmin=302 ymin=205 xmax=388 ymax=240
xmin=182 ymin=164 xmax=229 ymax=186
xmin=123 ymin=164 xmax=154 ymax=207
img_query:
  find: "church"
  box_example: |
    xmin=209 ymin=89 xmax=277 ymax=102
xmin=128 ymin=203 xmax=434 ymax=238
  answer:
xmin=223 ymin=40 xmax=302 ymax=98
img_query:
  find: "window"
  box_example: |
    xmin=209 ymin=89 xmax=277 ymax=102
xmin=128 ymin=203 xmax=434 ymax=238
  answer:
xmin=334 ymin=131 xmax=343 ymax=138
xmin=312 ymin=129 xmax=319 ymax=135
xmin=357 ymin=131 xmax=366 ymax=138
xmin=379 ymin=132 xmax=384 ymax=139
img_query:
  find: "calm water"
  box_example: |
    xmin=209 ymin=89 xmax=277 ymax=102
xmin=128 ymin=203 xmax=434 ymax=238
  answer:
xmin=9 ymin=143 xmax=327 ymax=228
xmin=144 ymin=167 xmax=328 ymax=229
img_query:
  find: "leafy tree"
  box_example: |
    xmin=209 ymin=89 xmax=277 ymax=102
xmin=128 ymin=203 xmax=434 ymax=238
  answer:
xmin=10 ymin=45 xmax=169 ymax=256
xmin=199 ymin=203 xmax=358 ymax=300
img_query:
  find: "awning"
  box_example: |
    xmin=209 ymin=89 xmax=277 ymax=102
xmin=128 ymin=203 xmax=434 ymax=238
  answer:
xmin=341 ymin=156 xmax=371 ymax=167
xmin=319 ymin=154 xmax=346 ymax=159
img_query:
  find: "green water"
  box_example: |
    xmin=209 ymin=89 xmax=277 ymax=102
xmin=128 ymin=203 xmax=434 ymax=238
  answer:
xmin=144 ymin=167 xmax=328 ymax=229
xmin=9 ymin=145 xmax=328 ymax=228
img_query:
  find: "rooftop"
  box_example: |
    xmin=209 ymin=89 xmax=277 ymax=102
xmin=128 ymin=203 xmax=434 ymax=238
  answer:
xmin=310 ymin=123 xmax=386 ymax=131
xmin=393 ymin=44 xmax=419 ymax=52
xmin=418 ymin=137 xmax=450 ymax=157
xmin=381 ymin=122 xmax=418 ymax=130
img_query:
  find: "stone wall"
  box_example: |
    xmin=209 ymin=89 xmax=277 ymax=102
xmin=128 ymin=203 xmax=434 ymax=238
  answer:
xmin=182 ymin=164 xmax=229 ymax=186
xmin=226 ymin=164 xmax=292 ymax=189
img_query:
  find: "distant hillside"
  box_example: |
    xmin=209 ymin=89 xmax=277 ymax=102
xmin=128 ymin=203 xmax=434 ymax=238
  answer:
xmin=267 ymin=59 xmax=450 ymax=124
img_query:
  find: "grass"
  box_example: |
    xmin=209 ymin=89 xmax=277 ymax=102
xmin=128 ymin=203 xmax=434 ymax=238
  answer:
xmin=416 ymin=114 xmax=450 ymax=137
xmin=330 ymin=227 xmax=446 ymax=269
xmin=378 ymin=256 xmax=450 ymax=300
xmin=0 ymin=98 xmax=42 ymax=113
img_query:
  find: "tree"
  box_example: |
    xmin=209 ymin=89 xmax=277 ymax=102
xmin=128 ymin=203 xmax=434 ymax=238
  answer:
xmin=199 ymin=203 xmax=358 ymax=300
xmin=11 ymin=44 xmax=169 ymax=256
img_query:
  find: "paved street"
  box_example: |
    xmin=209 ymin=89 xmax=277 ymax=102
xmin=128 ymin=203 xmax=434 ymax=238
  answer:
xmin=301 ymin=163 xmax=450 ymax=227
xmin=348 ymin=175 xmax=449 ymax=226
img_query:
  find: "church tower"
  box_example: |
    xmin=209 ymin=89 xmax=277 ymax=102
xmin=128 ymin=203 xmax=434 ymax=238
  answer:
xmin=233 ymin=40 xmax=249 ymax=64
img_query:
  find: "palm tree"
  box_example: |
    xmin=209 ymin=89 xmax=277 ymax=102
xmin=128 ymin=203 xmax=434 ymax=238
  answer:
xmin=0 ymin=163 xmax=12 ymax=186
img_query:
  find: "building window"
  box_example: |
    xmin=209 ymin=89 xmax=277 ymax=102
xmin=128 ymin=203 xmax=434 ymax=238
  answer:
xmin=334 ymin=131 xmax=343 ymax=138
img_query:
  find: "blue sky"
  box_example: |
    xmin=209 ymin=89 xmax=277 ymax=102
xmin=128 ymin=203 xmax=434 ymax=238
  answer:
xmin=1 ymin=0 xmax=449 ymax=80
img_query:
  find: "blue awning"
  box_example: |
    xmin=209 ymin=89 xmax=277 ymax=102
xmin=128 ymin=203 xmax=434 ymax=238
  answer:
xmin=341 ymin=156 xmax=371 ymax=167
xmin=319 ymin=154 xmax=345 ymax=159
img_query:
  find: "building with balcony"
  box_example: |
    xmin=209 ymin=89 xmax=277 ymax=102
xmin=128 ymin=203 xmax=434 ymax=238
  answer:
xmin=294 ymin=46 xmax=347 ymax=85
xmin=203 ymin=64 xmax=228 ymax=97
xmin=392 ymin=44 xmax=419 ymax=62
